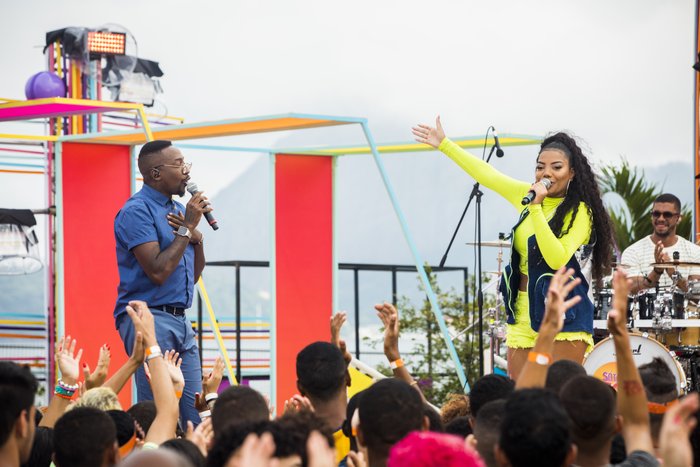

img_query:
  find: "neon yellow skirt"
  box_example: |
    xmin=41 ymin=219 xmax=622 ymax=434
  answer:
xmin=505 ymin=291 xmax=594 ymax=351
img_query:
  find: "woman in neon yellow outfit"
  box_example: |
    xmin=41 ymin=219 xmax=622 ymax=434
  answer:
xmin=413 ymin=117 xmax=613 ymax=379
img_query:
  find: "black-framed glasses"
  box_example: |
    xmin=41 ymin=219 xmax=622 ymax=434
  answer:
xmin=651 ymin=210 xmax=679 ymax=219
xmin=152 ymin=162 xmax=192 ymax=174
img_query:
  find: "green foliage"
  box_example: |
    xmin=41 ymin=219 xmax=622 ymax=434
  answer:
xmin=370 ymin=268 xmax=491 ymax=406
xmin=599 ymin=159 xmax=691 ymax=252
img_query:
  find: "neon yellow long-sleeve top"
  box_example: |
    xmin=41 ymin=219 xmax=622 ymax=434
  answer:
xmin=438 ymin=138 xmax=591 ymax=275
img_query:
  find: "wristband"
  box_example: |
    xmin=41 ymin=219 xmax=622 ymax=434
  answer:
xmin=55 ymin=385 xmax=75 ymax=397
xmin=175 ymin=390 xmax=183 ymax=399
xmin=389 ymin=358 xmax=404 ymax=370
xmin=146 ymin=351 xmax=163 ymax=362
xmin=198 ymin=409 xmax=212 ymax=419
xmin=647 ymin=400 xmax=678 ymax=414
xmin=527 ymin=351 xmax=552 ymax=366
xmin=145 ymin=345 xmax=161 ymax=358
xmin=205 ymin=392 xmax=219 ymax=404
xmin=54 ymin=391 xmax=73 ymax=400
xmin=58 ymin=379 xmax=79 ymax=391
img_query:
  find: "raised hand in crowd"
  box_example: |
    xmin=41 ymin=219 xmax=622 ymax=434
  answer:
xmin=411 ymin=115 xmax=446 ymax=149
xmin=40 ymin=335 xmax=83 ymax=427
xmin=376 ymin=301 xmax=425 ymax=400
xmin=225 ymin=432 xmax=278 ymax=467
xmin=186 ymin=416 xmax=214 ymax=457
xmin=83 ymin=343 xmax=111 ymax=390
xmin=103 ymin=329 xmax=144 ymax=395
xmin=517 ymin=267 xmax=581 ymax=389
xmin=306 ymin=430 xmax=336 ymax=467
xmin=609 ymin=268 xmax=655 ymax=457
xmin=659 ymin=392 xmax=699 ymax=467
xmin=283 ymin=394 xmax=315 ymax=415
xmin=164 ymin=349 xmax=185 ymax=397
xmin=126 ymin=300 xmax=179 ymax=445
xmin=195 ymin=355 xmax=225 ymax=412
xmin=330 ymin=311 xmax=352 ymax=365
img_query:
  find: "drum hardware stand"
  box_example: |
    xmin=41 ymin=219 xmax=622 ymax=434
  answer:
xmin=486 ymin=234 xmax=507 ymax=373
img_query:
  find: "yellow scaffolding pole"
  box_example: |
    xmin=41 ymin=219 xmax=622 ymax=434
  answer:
xmin=196 ymin=277 xmax=238 ymax=386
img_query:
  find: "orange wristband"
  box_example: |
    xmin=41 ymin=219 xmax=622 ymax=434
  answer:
xmin=527 ymin=351 xmax=552 ymax=366
xmin=390 ymin=358 xmax=404 ymax=370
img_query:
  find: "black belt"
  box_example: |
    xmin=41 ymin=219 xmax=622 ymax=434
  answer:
xmin=150 ymin=305 xmax=186 ymax=316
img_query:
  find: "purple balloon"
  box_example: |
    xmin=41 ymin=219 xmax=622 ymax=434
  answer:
xmin=25 ymin=71 xmax=66 ymax=99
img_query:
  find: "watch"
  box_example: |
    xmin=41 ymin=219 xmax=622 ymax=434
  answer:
xmin=176 ymin=225 xmax=192 ymax=239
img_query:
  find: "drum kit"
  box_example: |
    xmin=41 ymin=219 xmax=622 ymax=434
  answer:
xmin=589 ymin=259 xmax=700 ymax=393
xmin=474 ymin=236 xmax=700 ymax=393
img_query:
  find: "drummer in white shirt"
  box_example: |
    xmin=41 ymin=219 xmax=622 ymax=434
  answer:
xmin=621 ymin=193 xmax=700 ymax=294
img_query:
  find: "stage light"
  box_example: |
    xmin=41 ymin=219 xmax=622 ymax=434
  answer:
xmin=87 ymin=31 xmax=126 ymax=56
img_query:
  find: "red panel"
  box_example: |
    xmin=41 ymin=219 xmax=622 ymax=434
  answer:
xmin=275 ymin=155 xmax=333 ymax=412
xmin=61 ymin=143 xmax=132 ymax=408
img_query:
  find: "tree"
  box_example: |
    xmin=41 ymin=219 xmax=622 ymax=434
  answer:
xmin=599 ymin=159 xmax=691 ymax=254
xmin=370 ymin=268 xmax=492 ymax=405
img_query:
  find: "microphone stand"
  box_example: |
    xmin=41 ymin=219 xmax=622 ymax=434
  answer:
xmin=439 ymin=144 xmax=498 ymax=378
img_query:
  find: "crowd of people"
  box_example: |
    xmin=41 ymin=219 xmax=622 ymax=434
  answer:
xmin=3 ymin=268 xmax=700 ymax=467
xmin=4 ymin=131 xmax=700 ymax=466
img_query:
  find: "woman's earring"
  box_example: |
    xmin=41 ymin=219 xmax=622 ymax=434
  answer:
xmin=566 ymin=179 xmax=572 ymax=195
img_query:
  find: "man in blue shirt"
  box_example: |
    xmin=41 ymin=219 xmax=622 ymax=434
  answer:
xmin=114 ymin=140 xmax=211 ymax=425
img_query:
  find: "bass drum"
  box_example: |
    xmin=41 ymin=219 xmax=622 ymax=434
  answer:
xmin=583 ymin=332 xmax=686 ymax=395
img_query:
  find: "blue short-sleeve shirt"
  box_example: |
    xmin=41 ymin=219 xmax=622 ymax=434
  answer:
xmin=113 ymin=184 xmax=194 ymax=319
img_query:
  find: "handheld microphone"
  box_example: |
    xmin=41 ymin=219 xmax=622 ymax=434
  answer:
xmin=493 ymin=128 xmax=504 ymax=158
xmin=521 ymin=178 xmax=552 ymax=205
xmin=186 ymin=182 xmax=219 ymax=230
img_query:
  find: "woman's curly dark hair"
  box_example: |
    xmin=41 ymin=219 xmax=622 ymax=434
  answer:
xmin=538 ymin=132 xmax=613 ymax=280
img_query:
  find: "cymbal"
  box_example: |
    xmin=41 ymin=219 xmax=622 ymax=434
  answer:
xmin=650 ymin=261 xmax=700 ymax=269
xmin=465 ymin=240 xmax=511 ymax=248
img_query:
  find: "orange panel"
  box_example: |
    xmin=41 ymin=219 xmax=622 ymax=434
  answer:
xmin=275 ymin=154 xmax=333 ymax=413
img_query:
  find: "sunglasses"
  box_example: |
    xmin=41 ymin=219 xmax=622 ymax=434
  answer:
xmin=651 ymin=211 xmax=679 ymax=219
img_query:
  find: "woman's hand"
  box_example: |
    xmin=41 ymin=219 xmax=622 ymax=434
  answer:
xmin=412 ymin=116 xmax=446 ymax=149
xmin=529 ymin=179 xmax=550 ymax=205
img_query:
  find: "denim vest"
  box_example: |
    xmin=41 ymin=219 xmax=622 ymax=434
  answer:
xmin=498 ymin=209 xmax=594 ymax=334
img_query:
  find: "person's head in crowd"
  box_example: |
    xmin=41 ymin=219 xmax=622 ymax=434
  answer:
xmin=423 ymin=404 xmax=443 ymax=432
xmin=211 ymin=386 xmax=269 ymax=434
xmin=53 ymin=407 xmax=119 ymax=467
xmin=296 ymin=342 xmax=348 ymax=405
xmin=106 ymin=410 xmax=139 ymax=459
xmin=496 ymin=389 xmax=575 ymax=467
xmin=639 ymin=357 xmax=678 ymax=445
xmin=387 ymin=431 xmax=484 ymax=467
xmin=0 ymin=361 xmax=38 ymax=467
xmin=545 ymin=359 xmax=587 ymax=395
xmin=207 ymin=420 xmax=271 ymax=467
xmin=160 ymin=438 xmax=206 ymax=467
xmin=444 ymin=416 xmax=472 ymax=439
xmin=268 ymin=411 xmax=335 ymax=466
xmin=120 ymin=448 xmax=194 ymax=467
xmin=468 ymin=374 xmax=514 ymax=425
xmin=559 ymin=375 xmax=618 ymax=465
xmin=20 ymin=426 xmax=52 ymax=467
xmin=127 ymin=400 xmax=157 ymax=435
xmin=650 ymin=193 xmax=683 ymax=239
xmin=356 ymin=379 xmax=427 ymax=467
xmin=468 ymin=399 xmax=506 ymax=467
xmin=71 ymin=387 xmax=122 ymax=411
xmin=440 ymin=393 xmax=470 ymax=425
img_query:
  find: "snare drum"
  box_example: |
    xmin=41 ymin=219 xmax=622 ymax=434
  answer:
xmin=583 ymin=333 xmax=687 ymax=394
